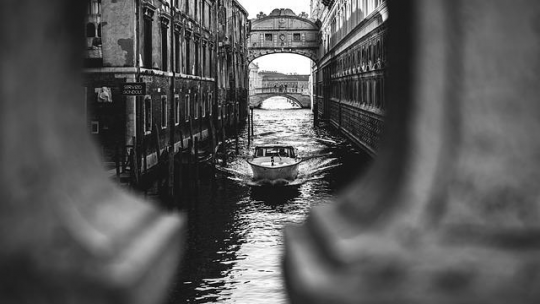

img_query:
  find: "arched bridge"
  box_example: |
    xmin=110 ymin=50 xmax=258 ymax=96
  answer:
xmin=249 ymin=88 xmax=311 ymax=108
xmin=248 ymin=9 xmax=320 ymax=62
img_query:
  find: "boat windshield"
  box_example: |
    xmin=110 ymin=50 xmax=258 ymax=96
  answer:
xmin=254 ymin=147 xmax=295 ymax=158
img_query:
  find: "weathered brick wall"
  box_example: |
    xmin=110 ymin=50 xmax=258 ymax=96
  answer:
xmin=102 ymin=0 xmax=136 ymax=67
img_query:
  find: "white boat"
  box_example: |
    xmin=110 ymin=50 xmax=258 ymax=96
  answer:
xmin=247 ymin=145 xmax=302 ymax=182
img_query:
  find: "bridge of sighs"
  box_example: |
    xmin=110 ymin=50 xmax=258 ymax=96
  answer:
xmin=247 ymin=8 xmax=320 ymax=63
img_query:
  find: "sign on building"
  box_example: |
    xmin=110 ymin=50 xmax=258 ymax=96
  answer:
xmin=120 ymin=83 xmax=146 ymax=96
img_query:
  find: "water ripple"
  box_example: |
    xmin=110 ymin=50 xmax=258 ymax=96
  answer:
xmin=167 ymin=109 xmax=372 ymax=304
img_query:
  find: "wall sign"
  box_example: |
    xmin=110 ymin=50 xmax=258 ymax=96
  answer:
xmin=120 ymin=83 xmax=146 ymax=96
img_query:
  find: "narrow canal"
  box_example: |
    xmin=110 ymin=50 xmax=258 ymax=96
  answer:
xmin=165 ymin=101 xmax=373 ymax=303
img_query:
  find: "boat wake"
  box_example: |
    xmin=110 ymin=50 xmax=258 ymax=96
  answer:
xmin=215 ymin=154 xmax=341 ymax=187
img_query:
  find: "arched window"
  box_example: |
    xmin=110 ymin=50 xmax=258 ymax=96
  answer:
xmin=202 ymin=93 xmax=206 ymax=118
xmin=376 ymin=40 xmax=381 ymax=66
xmin=86 ymin=23 xmax=96 ymax=38
xmin=362 ymin=47 xmax=367 ymax=69
xmin=374 ymin=80 xmax=379 ymax=108
xmin=97 ymin=23 xmax=102 ymax=37
xmin=161 ymin=96 xmax=168 ymax=128
xmin=184 ymin=94 xmax=191 ymax=121
xmin=144 ymin=96 xmax=152 ymax=132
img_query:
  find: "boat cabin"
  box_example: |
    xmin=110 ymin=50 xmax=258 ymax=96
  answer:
xmin=254 ymin=146 xmax=296 ymax=158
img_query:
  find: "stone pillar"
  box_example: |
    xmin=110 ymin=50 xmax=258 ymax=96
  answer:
xmin=285 ymin=0 xmax=540 ymax=303
xmin=0 ymin=1 xmax=185 ymax=304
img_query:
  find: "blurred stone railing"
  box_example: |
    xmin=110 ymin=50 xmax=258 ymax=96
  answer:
xmin=0 ymin=1 xmax=185 ymax=304
xmin=284 ymin=0 xmax=540 ymax=303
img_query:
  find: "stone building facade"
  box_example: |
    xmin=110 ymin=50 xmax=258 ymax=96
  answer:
xmin=83 ymin=0 xmax=249 ymax=174
xmin=259 ymin=71 xmax=310 ymax=94
xmin=248 ymin=62 xmax=262 ymax=96
xmin=311 ymin=0 xmax=387 ymax=156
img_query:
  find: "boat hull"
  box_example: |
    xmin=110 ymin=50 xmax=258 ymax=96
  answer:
xmin=248 ymin=159 xmax=300 ymax=182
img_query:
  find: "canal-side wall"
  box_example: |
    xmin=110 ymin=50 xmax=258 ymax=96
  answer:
xmin=84 ymin=69 xmax=223 ymax=169
xmin=313 ymin=2 xmax=388 ymax=156
xmin=84 ymin=0 xmax=250 ymax=180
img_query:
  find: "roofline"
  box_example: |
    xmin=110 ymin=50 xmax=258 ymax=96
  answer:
xmin=232 ymin=0 xmax=248 ymax=17
xmin=250 ymin=15 xmax=319 ymax=28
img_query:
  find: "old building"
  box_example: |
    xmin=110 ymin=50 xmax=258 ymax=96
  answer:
xmin=259 ymin=71 xmax=310 ymax=94
xmin=248 ymin=62 xmax=262 ymax=96
xmin=310 ymin=0 xmax=388 ymax=156
xmin=84 ymin=0 xmax=248 ymax=177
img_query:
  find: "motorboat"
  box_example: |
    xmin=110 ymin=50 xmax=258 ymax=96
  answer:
xmin=247 ymin=145 xmax=302 ymax=182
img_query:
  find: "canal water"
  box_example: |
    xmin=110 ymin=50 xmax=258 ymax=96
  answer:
xmin=164 ymin=101 xmax=372 ymax=303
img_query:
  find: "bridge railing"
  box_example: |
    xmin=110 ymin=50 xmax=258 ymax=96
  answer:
xmin=252 ymin=87 xmax=310 ymax=95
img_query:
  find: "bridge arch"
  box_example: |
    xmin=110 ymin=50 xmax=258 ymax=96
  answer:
xmin=248 ymin=9 xmax=320 ymax=63
xmin=249 ymin=92 xmax=310 ymax=109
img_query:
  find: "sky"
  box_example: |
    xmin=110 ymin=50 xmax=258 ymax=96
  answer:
xmin=239 ymin=0 xmax=313 ymax=75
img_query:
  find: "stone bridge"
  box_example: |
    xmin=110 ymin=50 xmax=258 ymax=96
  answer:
xmin=249 ymin=88 xmax=311 ymax=108
xmin=247 ymin=8 xmax=320 ymax=62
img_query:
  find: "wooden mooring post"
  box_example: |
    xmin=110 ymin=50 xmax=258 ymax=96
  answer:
xmin=247 ymin=108 xmax=251 ymax=147
xmin=175 ymin=147 xmax=183 ymax=209
xmin=235 ymin=112 xmax=239 ymax=155
xmin=194 ymin=137 xmax=200 ymax=190
xmin=168 ymin=146 xmax=174 ymax=201
xmin=187 ymin=138 xmax=193 ymax=193
xmin=250 ymin=106 xmax=254 ymax=138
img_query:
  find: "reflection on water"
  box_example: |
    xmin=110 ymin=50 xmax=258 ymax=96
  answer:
xmin=166 ymin=109 xmax=372 ymax=304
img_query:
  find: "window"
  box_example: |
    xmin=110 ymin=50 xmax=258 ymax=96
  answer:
xmin=265 ymin=33 xmax=273 ymax=41
xmin=202 ymin=45 xmax=207 ymax=77
xmin=161 ymin=24 xmax=168 ymax=71
xmin=88 ymin=0 xmax=101 ymax=15
xmin=185 ymin=37 xmax=191 ymax=74
xmin=144 ymin=96 xmax=152 ymax=132
xmin=161 ymin=96 xmax=167 ymax=128
xmin=174 ymin=31 xmax=181 ymax=73
xmin=195 ymin=41 xmax=199 ymax=75
xmin=185 ymin=94 xmax=190 ymax=121
xmin=201 ymin=2 xmax=205 ymax=26
xmin=208 ymin=93 xmax=213 ymax=116
xmin=209 ymin=46 xmax=213 ymax=78
xmin=202 ymin=94 xmax=206 ymax=117
xmin=174 ymin=95 xmax=180 ymax=125
xmin=143 ymin=17 xmax=153 ymax=68
xmin=194 ymin=93 xmax=199 ymax=119
xmin=293 ymin=33 xmax=301 ymax=41
xmin=86 ymin=23 xmax=96 ymax=37
xmin=91 ymin=121 xmax=99 ymax=134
